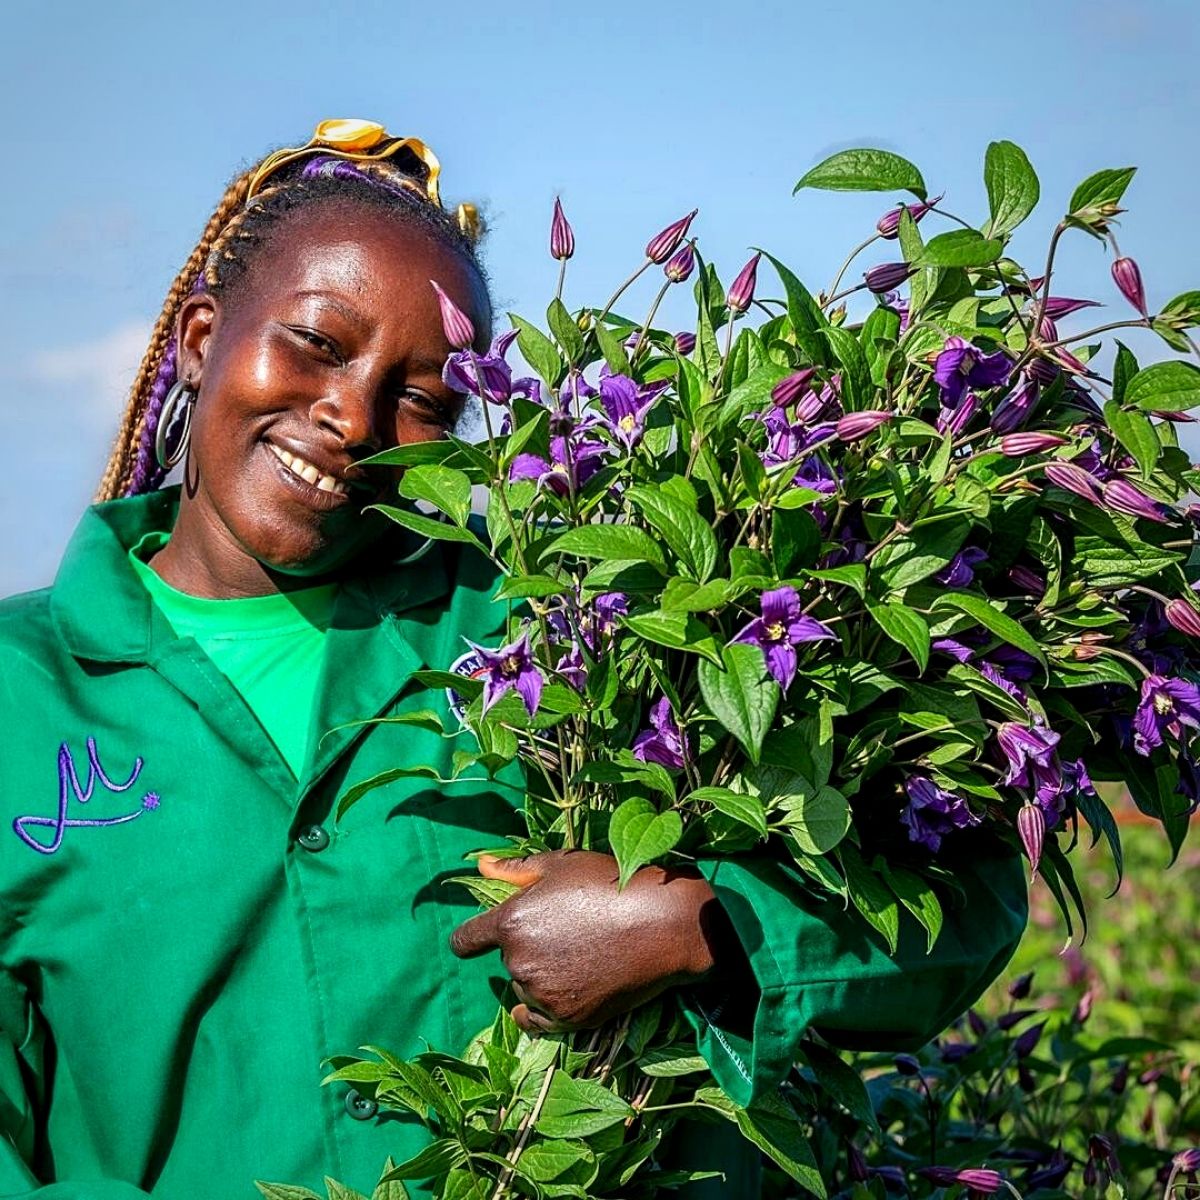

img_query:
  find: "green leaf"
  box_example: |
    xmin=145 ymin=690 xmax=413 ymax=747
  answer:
xmin=1126 ymin=360 xmax=1200 ymax=412
xmin=697 ymin=643 xmax=781 ymax=764
xmin=1104 ymin=399 xmax=1158 ymax=479
xmin=1112 ymin=340 xmax=1139 ymax=406
xmin=380 ymin=1139 xmax=466 ymax=1181
xmin=608 ymin=797 xmax=684 ymax=888
xmin=932 ymin=592 xmax=1048 ymax=671
xmin=369 ymin=505 xmax=486 ymax=551
xmin=1161 ymin=290 xmax=1200 ymax=329
xmin=637 ymin=1047 xmax=711 ymax=1077
xmin=372 ymin=1159 xmax=412 ymax=1200
xmin=660 ymin=577 xmax=733 ymax=612
xmin=549 ymin=524 xmax=666 ymax=568
xmin=509 ymin=312 xmax=563 ymax=386
xmin=536 ymin=1072 xmax=635 ymax=1138
xmin=594 ymin=320 xmax=631 ymax=375
xmin=795 ymin=148 xmax=926 ymax=199
xmin=336 ymin=765 xmax=442 ymax=820
xmin=1074 ymin=542 xmax=1181 ymax=587
xmin=872 ymin=518 xmax=969 ymax=591
xmin=687 ymin=786 xmax=769 ymax=839
xmin=916 ymin=230 xmax=1004 ymax=268
xmin=806 ymin=563 xmax=867 ymax=599
xmin=627 ymin=484 xmax=719 ymax=581
xmin=495 ymin=574 xmax=571 ymax=601
xmin=772 ymin=507 xmax=822 ymax=575
xmin=760 ymin=251 xmax=829 ymax=366
xmin=773 ymin=783 xmax=850 ymax=856
xmin=983 ymin=140 xmax=1039 ymax=237
xmin=878 ymin=860 xmax=944 ymax=953
xmin=801 ymin=1041 xmax=879 ymax=1132
xmin=822 ymin=325 xmax=872 ymax=412
xmin=518 ymin=1140 xmax=596 ymax=1184
xmin=397 ymin=465 xmax=472 ymax=527
xmin=735 ymin=1092 xmax=827 ymax=1197
xmin=438 ymin=1172 xmax=486 ymax=1200
xmin=255 ymin=1185 xmax=323 ymax=1200
xmin=445 ymin=874 xmax=522 ymax=907
xmin=546 ymin=297 xmax=584 ymax=363
xmin=862 ymin=303 xmax=901 ymax=387
xmin=620 ymin=610 xmax=722 ymax=665
xmin=839 ymin=843 xmax=900 ymax=953
xmin=1068 ymin=166 xmax=1136 ymax=215
xmin=868 ymin=603 xmax=930 ymax=674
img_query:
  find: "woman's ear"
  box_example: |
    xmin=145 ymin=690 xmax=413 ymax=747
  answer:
xmin=176 ymin=293 xmax=219 ymax=387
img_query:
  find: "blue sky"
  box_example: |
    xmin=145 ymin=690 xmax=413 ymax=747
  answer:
xmin=2 ymin=0 xmax=1198 ymax=595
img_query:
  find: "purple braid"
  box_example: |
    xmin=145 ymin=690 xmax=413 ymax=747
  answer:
xmin=127 ymin=335 xmax=177 ymax=496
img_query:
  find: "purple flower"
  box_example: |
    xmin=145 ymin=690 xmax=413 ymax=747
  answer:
xmin=467 ymin=632 xmax=544 ymax=716
xmin=990 ymin=374 xmax=1039 ymax=434
xmin=444 ymin=329 xmax=521 ymax=404
xmin=835 ymin=410 xmax=891 ymax=440
xmin=933 ymin=336 xmax=1013 ymax=408
xmin=598 ymin=370 xmax=669 ymax=451
xmin=919 ymin=1167 xmax=1003 ymax=1194
xmin=1112 ymin=256 xmax=1148 ymax=316
xmin=430 ymin=279 xmax=475 ymax=350
xmin=875 ymin=193 xmax=941 ymax=239
xmin=632 ymin=696 xmax=689 ymax=768
xmin=664 ymin=241 xmax=696 ymax=283
xmin=998 ymin=722 xmax=1060 ymax=785
xmin=550 ymin=197 xmax=575 ymax=261
xmin=1044 ymin=461 xmax=1104 ymax=504
xmin=771 ymin=368 xmax=819 ymax=408
xmin=1000 ymin=431 xmax=1068 ymax=456
xmin=901 ymin=776 xmax=982 ymax=853
xmin=509 ymin=433 xmax=607 ymax=495
xmin=1008 ymin=565 xmax=1047 ymax=597
xmin=1103 ymin=478 xmax=1173 ymax=524
xmin=731 ymin=586 xmax=837 ymax=690
xmin=645 ymin=209 xmax=697 ymax=264
xmin=727 ymin=253 xmax=761 ymax=314
xmin=1017 ymin=802 xmax=1045 ymax=875
xmin=864 ymin=262 xmax=914 ymax=293
xmin=1008 ymin=971 xmax=1034 ymax=1000
xmin=1166 ymin=599 xmax=1200 ymax=638
xmin=938 ymin=391 xmax=979 ymax=436
xmin=555 ymin=641 xmax=587 ymax=692
xmin=674 ymin=331 xmax=696 ymax=356
xmin=582 ymin=591 xmax=628 ymax=650
xmin=935 ymin=547 xmax=987 ymax=588
xmin=1042 ymin=296 xmax=1102 ymax=318
xmin=1133 ymin=673 xmax=1200 ymax=755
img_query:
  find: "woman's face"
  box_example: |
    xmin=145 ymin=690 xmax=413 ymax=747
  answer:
xmin=172 ymin=204 xmax=490 ymax=588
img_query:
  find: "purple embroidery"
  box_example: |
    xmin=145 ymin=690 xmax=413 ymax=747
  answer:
xmin=13 ymin=737 xmax=160 ymax=855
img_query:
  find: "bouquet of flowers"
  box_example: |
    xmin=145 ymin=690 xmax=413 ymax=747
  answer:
xmin=275 ymin=143 xmax=1200 ymax=1199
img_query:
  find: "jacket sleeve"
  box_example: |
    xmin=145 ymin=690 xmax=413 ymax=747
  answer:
xmin=0 ymin=973 xmax=151 ymax=1199
xmin=681 ymin=838 xmax=1028 ymax=1107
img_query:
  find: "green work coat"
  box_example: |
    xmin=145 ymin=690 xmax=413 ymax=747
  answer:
xmin=0 ymin=486 xmax=1028 ymax=1198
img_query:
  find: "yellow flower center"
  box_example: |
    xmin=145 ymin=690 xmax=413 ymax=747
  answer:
xmin=1154 ymin=692 xmax=1174 ymax=715
xmin=501 ymin=654 xmax=521 ymax=678
xmin=619 ymin=415 xmax=636 ymax=432
xmin=766 ymin=621 xmax=786 ymax=641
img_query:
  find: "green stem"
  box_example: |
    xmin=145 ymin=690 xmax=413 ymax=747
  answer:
xmin=826 ymin=233 xmax=881 ymax=302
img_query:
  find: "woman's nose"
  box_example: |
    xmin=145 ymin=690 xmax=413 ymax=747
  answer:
xmin=310 ymin=379 xmax=383 ymax=450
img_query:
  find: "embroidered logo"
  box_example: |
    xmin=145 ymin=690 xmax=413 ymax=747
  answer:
xmin=13 ymin=736 xmax=161 ymax=855
xmin=446 ymin=649 xmax=488 ymax=725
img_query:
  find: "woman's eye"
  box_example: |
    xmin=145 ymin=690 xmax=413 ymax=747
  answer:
xmin=402 ymin=392 xmax=457 ymax=428
xmin=290 ymin=327 xmax=344 ymax=363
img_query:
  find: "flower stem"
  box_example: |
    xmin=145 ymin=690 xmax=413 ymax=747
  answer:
xmin=491 ymin=1046 xmax=560 ymax=1198
xmin=827 ymin=234 xmax=881 ymax=301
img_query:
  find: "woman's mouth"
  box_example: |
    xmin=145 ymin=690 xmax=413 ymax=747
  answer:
xmin=265 ymin=440 xmax=350 ymax=496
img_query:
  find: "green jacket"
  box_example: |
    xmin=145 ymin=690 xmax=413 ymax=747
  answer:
xmin=0 ymin=487 xmax=1028 ymax=1198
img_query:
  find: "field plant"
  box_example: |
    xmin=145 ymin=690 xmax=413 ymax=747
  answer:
xmin=262 ymin=143 xmax=1200 ymax=1198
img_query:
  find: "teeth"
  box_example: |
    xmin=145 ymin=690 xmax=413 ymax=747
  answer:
xmin=266 ymin=442 xmax=347 ymax=496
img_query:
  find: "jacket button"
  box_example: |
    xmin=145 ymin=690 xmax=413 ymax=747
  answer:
xmin=344 ymin=1089 xmax=378 ymax=1121
xmin=297 ymin=824 xmax=330 ymax=852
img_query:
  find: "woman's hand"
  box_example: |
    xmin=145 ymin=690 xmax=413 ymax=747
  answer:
xmin=449 ymin=850 xmax=743 ymax=1033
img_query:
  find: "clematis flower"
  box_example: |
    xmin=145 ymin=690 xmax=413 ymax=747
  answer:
xmin=581 ymin=591 xmax=628 ymax=650
xmin=1103 ymin=478 xmax=1173 ymax=524
xmin=674 ymin=331 xmax=696 ymax=355
xmin=875 ymin=193 xmax=942 ymax=238
xmin=509 ymin=433 xmax=607 ymax=495
xmin=466 ymin=632 xmax=544 ymax=716
xmin=664 ymin=241 xmax=696 ymax=283
xmin=727 ymin=253 xmax=761 ymax=313
xmin=1000 ymin=432 xmax=1068 ymax=456
xmin=549 ymin=197 xmax=575 ymax=261
xmin=1132 ymin=673 xmax=1200 ymax=755
xmin=1044 ymin=461 xmax=1104 ymax=504
xmin=1042 ymin=296 xmax=1102 ymax=318
xmin=937 ymin=391 xmax=978 ymax=436
xmin=1017 ymin=802 xmax=1045 ymax=874
xmin=1165 ymin=599 xmax=1200 ymax=638
xmin=731 ymin=586 xmax=837 ymax=690
xmin=444 ymin=329 xmax=521 ymax=404
xmin=770 ymin=368 xmax=819 ymax=408
xmin=864 ymin=262 xmax=914 ymax=293
xmin=836 ymin=410 xmax=891 ymax=440
xmin=430 ymin=279 xmax=475 ymax=350
xmin=1112 ymin=256 xmax=1148 ymax=315
xmin=933 ymin=336 xmax=1012 ymax=408
xmin=998 ymin=722 xmax=1060 ymax=787
xmin=633 ymin=696 xmax=689 ymax=768
xmin=597 ymin=370 xmax=669 ymax=451
xmin=919 ymin=1167 xmax=1003 ymax=1194
xmin=645 ymin=210 xmax=698 ymax=264
xmin=991 ymin=374 xmax=1039 ymax=434
xmin=901 ymin=776 xmax=982 ymax=853
xmin=1009 ymin=565 xmax=1047 ymax=597
xmin=935 ymin=546 xmax=987 ymax=588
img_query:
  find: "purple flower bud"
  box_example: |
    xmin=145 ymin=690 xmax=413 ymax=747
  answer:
xmin=1008 ymin=971 xmax=1034 ymax=1001
xmin=727 ymin=252 xmax=762 ymax=314
xmin=674 ymin=331 xmax=696 ymax=356
xmin=968 ymin=1008 xmax=989 ymax=1038
xmin=940 ymin=1042 xmax=975 ymax=1064
xmin=1043 ymin=296 xmax=1102 ymax=319
xmin=992 ymin=376 xmax=1038 ymax=433
xmin=919 ymin=1167 xmax=1002 ymax=1193
xmin=1000 ymin=431 xmax=1068 ymax=456
xmin=664 ymin=241 xmax=696 ymax=284
xmin=1140 ymin=1066 xmax=1165 ymax=1086
xmin=1015 ymin=1019 xmax=1046 ymax=1059
xmin=1044 ymin=461 xmax=1103 ymax=504
xmin=836 ymin=410 xmax=892 ymax=440
xmin=876 ymin=193 xmax=942 ymax=239
xmin=1089 ymin=1134 xmax=1118 ymax=1168
xmin=550 ymin=197 xmax=575 ymax=261
xmin=1009 ymin=566 xmax=1047 ymax=597
xmin=1083 ymin=1160 xmax=1098 ymax=1188
xmin=1018 ymin=1062 xmax=1036 ymax=1093
xmin=997 ymin=1008 xmax=1037 ymax=1031
xmin=894 ymin=1053 xmax=922 ymax=1076
xmin=1112 ymin=256 xmax=1148 ymax=316
xmin=1028 ymin=355 xmax=1061 ymax=385
xmin=1111 ymin=1061 xmax=1129 ymax=1094
xmin=938 ymin=391 xmax=979 ymax=437
xmin=1027 ymin=1150 xmax=1071 ymax=1191
xmin=430 ymin=279 xmax=476 ymax=351
xmin=1152 ymin=409 xmax=1197 ymax=423
xmin=1103 ymin=477 xmax=1172 ymax=524
xmin=771 ymin=368 xmax=819 ymax=408
xmin=1074 ymin=989 xmax=1094 ymax=1024
xmin=1172 ymin=1149 xmax=1200 ymax=1174
xmin=847 ymin=1143 xmax=869 ymax=1184
xmin=1017 ymin=803 xmax=1045 ymax=875
xmin=1166 ymin=599 xmax=1200 ymax=638
xmin=865 ymin=262 xmax=915 ymax=294
xmin=1039 ymin=315 xmax=1059 ymax=343
xmin=645 ymin=209 xmax=698 ymax=264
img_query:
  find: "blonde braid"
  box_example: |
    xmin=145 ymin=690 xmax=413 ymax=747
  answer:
xmin=94 ymin=167 xmax=256 ymax=502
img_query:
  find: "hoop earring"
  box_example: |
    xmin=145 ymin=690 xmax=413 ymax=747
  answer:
xmin=155 ymin=380 xmax=197 ymax=470
xmin=394 ymin=507 xmax=449 ymax=566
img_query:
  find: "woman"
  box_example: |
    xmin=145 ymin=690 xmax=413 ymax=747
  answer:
xmin=0 ymin=120 xmax=1028 ymax=1198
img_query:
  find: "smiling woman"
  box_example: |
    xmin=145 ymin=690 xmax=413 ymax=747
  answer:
xmin=0 ymin=121 xmax=1026 ymax=1200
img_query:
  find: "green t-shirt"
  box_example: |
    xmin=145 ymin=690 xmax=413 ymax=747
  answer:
xmin=127 ymin=530 xmax=337 ymax=777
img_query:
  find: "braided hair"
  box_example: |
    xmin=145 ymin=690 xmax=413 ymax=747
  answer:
xmin=96 ymin=151 xmax=486 ymax=501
